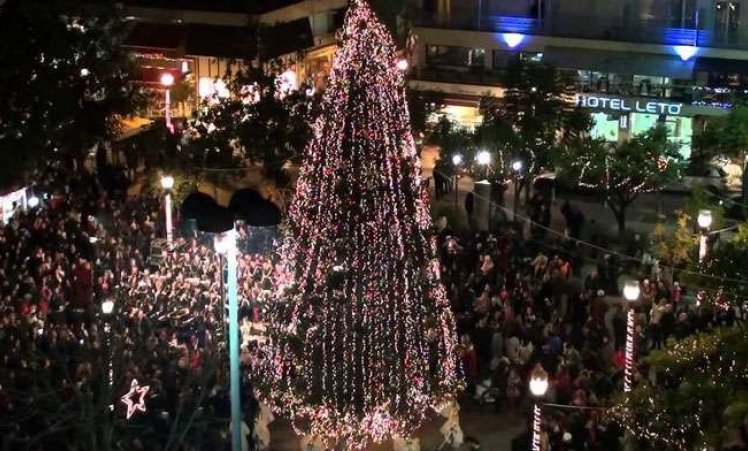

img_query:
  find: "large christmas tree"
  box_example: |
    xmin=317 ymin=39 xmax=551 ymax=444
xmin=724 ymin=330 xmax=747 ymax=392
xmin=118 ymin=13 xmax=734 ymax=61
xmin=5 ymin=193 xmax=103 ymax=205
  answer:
xmin=260 ymin=0 xmax=460 ymax=447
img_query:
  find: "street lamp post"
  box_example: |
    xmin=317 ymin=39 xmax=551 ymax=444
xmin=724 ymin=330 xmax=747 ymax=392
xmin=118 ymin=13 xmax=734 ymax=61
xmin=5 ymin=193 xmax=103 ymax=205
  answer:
xmin=160 ymin=175 xmax=175 ymax=246
xmin=697 ymin=209 xmax=713 ymax=262
xmin=101 ymin=298 xmax=115 ymax=388
xmin=511 ymin=160 xmax=523 ymax=222
xmin=452 ymin=154 xmax=463 ymax=210
xmin=160 ymin=73 xmax=175 ymax=133
xmin=475 ymin=150 xmax=491 ymax=178
xmin=622 ymin=280 xmax=641 ymax=393
xmin=528 ymin=364 xmax=549 ymax=451
xmin=214 ymin=230 xmax=241 ymax=451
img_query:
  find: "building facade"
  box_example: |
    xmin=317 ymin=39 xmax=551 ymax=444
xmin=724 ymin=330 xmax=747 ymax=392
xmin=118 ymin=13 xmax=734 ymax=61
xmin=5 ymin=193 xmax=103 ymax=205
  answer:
xmin=408 ymin=0 xmax=748 ymax=158
xmin=119 ymin=0 xmax=346 ymax=118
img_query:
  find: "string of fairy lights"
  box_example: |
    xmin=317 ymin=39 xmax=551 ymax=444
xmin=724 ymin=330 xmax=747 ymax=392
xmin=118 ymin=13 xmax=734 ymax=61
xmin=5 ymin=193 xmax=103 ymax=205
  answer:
xmin=256 ymin=0 xmax=461 ymax=448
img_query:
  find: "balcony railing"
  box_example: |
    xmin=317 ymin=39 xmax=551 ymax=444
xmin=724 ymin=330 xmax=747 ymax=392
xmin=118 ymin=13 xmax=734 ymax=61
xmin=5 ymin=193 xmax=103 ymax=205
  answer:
xmin=415 ymin=13 xmax=748 ymax=51
xmin=412 ymin=67 xmax=736 ymax=108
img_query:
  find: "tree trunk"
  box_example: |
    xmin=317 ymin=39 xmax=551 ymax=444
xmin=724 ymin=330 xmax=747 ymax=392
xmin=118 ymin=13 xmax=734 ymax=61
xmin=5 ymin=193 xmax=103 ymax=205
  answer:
xmin=608 ymin=201 xmax=627 ymax=233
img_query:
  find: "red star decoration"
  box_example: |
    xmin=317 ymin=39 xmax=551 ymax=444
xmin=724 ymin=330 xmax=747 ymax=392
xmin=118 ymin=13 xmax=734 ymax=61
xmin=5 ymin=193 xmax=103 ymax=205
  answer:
xmin=121 ymin=378 xmax=150 ymax=419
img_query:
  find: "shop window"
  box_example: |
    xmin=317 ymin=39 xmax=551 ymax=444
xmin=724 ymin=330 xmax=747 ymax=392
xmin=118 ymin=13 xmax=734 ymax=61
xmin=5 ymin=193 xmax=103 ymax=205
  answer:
xmin=520 ymin=52 xmax=543 ymax=63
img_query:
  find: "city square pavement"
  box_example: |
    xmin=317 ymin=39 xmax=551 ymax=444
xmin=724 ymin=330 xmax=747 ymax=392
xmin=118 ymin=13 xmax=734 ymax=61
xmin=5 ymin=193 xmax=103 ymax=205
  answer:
xmin=267 ymin=401 xmax=528 ymax=451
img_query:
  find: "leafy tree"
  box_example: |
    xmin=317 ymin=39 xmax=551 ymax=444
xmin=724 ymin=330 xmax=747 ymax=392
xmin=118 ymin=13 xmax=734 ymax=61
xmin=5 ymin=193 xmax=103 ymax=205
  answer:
xmin=0 ymin=0 xmax=143 ymax=183
xmin=613 ymin=224 xmax=748 ymax=450
xmin=689 ymin=223 xmax=748 ymax=309
xmin=612 ymin=327 xmax=748 ymax=451
xmin=185 ymin=62 xmax=321 ymax=186
xmin=481 ymin=61 xmax=581 ymax=181
xmin=652 ymin=213 xmax=697 ymax=269
xmin=557 ymin=126 xmax=684 ymax=232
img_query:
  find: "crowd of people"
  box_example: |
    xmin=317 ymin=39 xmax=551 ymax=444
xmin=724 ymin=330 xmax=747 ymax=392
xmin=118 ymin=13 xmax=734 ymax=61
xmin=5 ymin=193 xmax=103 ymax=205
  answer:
xmin=438 ymin=215 xmax=738 ymax=450
xmin=0 ymin=159 xmax=738 ymax=451
xmin=0 ymin=162 xmax=281 ymax=450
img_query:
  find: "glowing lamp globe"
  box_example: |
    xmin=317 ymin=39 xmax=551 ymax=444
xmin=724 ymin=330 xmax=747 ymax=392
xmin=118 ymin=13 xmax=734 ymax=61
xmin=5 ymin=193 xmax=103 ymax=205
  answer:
xmin=452 ymin=154 xmax=464 ymax=166
xmin=529 ymin=364 xmax=549 ymax=397
xmin=511 ymin=160 xmax=523 ymax=172
xmin=160 ymin=73 xmax=175 ymax=87
xmin=475 ymin=151 xmax=491 ymax=166
xmin=697 ymin=209 xmax=713 ymax=230
xmin=396 ymin=59 xmax=409 ymax=71
xmin=101 ymin=299 xmax=115 ymax=315
xmin=160 ymin=175 xmax=175 ymax=190
xmin=623 ymin=280 xmax=641 ymax=302
xmin=80 ymin=68 xmax=90 ymax=77
xmin=28 ymin=196 xmax=40 ymax=208
xmin=214 ymin=230 xmax=237 ymax=256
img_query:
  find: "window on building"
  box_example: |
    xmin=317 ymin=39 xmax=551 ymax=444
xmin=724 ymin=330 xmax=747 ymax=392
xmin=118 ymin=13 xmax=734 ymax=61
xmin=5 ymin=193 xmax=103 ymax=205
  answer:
xmin=426 ymin=45 xmax=485 ymax=67
xmin=715 ymin=1 xmax=740 ymax=37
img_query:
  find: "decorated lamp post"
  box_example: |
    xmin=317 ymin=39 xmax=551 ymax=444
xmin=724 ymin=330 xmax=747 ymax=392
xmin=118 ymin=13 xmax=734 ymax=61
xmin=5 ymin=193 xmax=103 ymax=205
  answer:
xmin=214 ymin=229 xmax=241 ymax=451
xmin=697 ymin=209 xmax=713 ymax=262
xmin=529 ymin=364 xmax=549 ymax=451
xmin=101 ymin=298 xmax=114 ymax=388
xmin=160 ymin=73 xmax=175 ymax=133
xmin=452 ymin=153 xmax=463 ymax=209
xmin=623 ymin=280 xmax=641 ymax=393
xmin=160 ymin=175 xmax=175 ymax=245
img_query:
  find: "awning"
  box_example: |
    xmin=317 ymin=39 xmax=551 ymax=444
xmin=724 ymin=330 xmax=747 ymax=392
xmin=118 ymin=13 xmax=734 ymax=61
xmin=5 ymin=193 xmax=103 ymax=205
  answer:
xmin=694 ymin=57 xmax=748 ymax=74
xmin=543 ymin=47 xmax=694 ymax=79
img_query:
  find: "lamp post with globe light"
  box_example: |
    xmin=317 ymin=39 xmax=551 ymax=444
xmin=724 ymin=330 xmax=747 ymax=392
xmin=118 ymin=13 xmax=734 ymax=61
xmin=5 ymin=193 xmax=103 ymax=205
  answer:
xmin=623 ymin=280 xmax=641 ymax=393
xmin=475 ymin=150 xmax=491 ymax=178
xmin=160 ymin=175 xmax=175 ymax=245
xmin=452 ymin=154 xmax=463 ymax=209
xmin=27 ymin=196 xmax=40 ymax=209
xmin=214 ymin=229 xmax=241 ymax=451
xmin=511 ymin=160 xmax=523 ymax=221
xmin=698 ymin=209 xmax=713 ymax=262
xmin=529 ymin=364 xmax=549 ymax=451
xmin=160 ymin=73 xmax=175 ymax=133
xmin=101 ymin=298 xmax=115 ymax=388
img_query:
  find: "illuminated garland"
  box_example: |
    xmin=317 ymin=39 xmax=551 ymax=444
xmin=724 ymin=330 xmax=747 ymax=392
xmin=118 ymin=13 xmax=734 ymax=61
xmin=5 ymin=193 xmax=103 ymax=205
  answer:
xmin=257 ymin=0 xmax=461 ymax=448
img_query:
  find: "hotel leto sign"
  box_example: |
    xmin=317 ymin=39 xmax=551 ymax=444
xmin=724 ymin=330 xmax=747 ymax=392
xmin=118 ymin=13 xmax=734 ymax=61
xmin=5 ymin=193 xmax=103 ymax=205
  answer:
xmin=577 ymin=95 xmax=684 ymax=116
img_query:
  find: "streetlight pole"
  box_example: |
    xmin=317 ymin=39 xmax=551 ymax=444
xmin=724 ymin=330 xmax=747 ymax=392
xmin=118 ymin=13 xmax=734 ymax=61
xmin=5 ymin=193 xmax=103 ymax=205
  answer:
xmin=511 ymin=160 xmax=523 ymax=222
xmin=160 ymin=73 xmax=175 ymax=134
xmin=622 ymin=280 xmax=641 ymax=393
xmin=101 ymin=298 xmax=115 ymax=388
xmin=698 ymin=209 xmax=713 ymax=263
xmin=214 ymin=230 xmax=241 ymax=451
xmin=161 ymin=175 xmax=175 ymax=246
xmin=452 ymin=154 xmax=463 ymax=210
xmin=528 ymin=364 xmax=549 ymax=451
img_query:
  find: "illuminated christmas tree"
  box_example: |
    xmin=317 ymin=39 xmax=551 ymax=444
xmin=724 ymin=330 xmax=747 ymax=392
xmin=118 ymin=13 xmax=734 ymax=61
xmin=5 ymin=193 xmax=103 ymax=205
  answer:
xmin=260 ymin=0 xmax=460 ymax=447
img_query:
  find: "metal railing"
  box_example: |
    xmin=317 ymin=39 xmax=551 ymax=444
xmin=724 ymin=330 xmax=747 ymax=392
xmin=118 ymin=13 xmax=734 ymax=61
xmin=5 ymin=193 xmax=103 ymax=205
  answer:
xmin=414 ymin=13 xmax=748 ymax=50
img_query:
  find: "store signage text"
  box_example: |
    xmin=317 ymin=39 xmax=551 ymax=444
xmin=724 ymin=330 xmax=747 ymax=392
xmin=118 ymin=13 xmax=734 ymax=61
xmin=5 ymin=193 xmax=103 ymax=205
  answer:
xmin=577 ymin=95 xmax=683 ymax=116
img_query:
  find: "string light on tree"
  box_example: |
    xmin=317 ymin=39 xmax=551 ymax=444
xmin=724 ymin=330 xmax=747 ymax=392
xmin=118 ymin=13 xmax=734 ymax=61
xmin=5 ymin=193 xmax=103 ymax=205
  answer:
xmin=258 ymin=0 xmax=461 ymax=448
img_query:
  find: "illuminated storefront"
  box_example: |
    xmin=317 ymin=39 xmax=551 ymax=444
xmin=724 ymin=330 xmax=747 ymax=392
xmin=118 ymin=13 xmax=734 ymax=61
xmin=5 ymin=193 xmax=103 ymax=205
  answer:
xmin=576 ymin=94 xmax=704 ymax=159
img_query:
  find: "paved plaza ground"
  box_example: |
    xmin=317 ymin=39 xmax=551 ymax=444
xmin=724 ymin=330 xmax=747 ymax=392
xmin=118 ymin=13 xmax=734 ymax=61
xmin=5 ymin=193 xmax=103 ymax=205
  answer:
xmin=267 ymin=400 xmax=528 ymax=451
